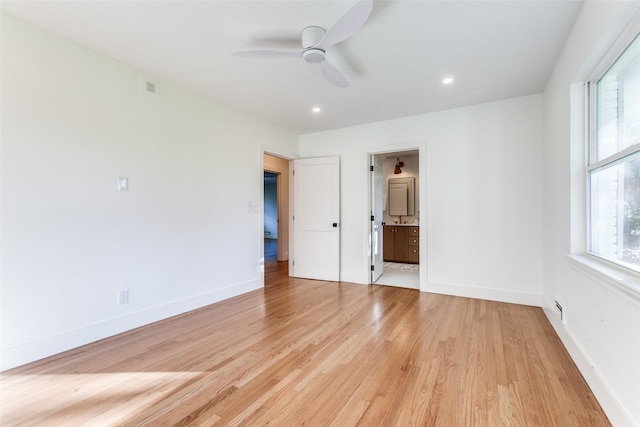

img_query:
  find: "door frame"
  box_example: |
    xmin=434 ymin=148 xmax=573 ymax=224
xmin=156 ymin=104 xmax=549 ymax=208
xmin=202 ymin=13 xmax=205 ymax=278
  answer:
xmin=363 ymin=140 xmax=428 ymax=291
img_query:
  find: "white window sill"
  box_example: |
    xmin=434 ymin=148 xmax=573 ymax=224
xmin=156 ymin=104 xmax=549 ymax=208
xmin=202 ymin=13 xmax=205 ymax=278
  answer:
xmin=567 ymin=254 xmax=640 ymax=303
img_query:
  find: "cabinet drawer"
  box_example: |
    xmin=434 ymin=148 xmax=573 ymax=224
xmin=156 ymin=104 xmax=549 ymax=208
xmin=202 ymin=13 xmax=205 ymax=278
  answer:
xmin=408 ymin=247 xmax=419 ymax=263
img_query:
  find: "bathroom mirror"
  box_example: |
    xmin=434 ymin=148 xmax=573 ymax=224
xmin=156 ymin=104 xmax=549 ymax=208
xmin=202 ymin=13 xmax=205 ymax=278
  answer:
xmin=388 ymin=177 xmax=415 ymax=216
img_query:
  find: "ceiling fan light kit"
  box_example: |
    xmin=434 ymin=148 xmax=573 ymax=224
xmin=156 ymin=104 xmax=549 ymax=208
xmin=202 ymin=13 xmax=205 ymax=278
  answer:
xmin=302 ymin=49 xmax=325 ymax=64
xmin=232 ymin=0 xmax=373 ymax=88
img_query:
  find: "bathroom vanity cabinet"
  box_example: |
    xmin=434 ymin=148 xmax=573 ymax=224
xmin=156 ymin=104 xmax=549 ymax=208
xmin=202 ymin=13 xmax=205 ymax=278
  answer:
xmin=383 ymin=225 xmax=419 ymax=263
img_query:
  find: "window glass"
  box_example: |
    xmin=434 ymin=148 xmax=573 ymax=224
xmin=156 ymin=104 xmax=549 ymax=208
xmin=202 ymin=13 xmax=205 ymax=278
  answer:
xmin=590 ymin=154 xmax=640 ymax=269
xmin=595 ymin=35 xmax=640 ymax=161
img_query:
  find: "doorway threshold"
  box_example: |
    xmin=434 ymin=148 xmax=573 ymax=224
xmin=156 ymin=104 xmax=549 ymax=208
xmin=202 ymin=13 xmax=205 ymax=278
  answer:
xmin=374 ymin=263 xmax=419 ymax=289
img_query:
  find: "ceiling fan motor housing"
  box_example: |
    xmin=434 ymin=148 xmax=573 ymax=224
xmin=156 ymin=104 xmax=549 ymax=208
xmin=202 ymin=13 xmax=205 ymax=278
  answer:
xmin=301 ymin=26 xmax=325 ymax=47
xmin=301 ymin=26 xmax=326 ymax=63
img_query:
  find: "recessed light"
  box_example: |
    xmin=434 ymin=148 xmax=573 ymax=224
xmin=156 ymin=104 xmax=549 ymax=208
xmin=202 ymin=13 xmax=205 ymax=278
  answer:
xmin=442 ymin=76 xmax=454 ymax=85
xmin=312 ymin=106 xmax=321 ymax=113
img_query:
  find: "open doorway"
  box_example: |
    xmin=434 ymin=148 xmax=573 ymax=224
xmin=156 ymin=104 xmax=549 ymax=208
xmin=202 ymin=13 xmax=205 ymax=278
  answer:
xmin=263 ymin=153 xmax=290 ymax=264
xmin=370 ymin=150 xmax=420 ymax=289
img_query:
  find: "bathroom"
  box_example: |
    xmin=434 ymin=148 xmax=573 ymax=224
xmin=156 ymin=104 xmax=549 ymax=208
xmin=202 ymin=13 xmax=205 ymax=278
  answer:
xmin=374 ymin=150 xmax=420 ymax=289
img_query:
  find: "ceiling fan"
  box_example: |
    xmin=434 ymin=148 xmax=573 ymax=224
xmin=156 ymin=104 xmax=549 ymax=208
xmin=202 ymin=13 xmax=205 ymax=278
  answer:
xmin=231 ymin=0 xmax=373 ymax=88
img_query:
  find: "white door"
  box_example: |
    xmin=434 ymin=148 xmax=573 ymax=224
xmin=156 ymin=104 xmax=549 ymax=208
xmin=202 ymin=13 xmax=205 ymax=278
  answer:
xmin=292 ymin=157 xmax=340 ymax=281
xmin=370 ymin=155 xmax=383 ymax=282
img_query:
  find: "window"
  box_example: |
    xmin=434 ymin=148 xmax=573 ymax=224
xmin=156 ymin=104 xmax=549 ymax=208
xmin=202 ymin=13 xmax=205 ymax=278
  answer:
xmin=588 ymin=34 xmax=640 ymax=272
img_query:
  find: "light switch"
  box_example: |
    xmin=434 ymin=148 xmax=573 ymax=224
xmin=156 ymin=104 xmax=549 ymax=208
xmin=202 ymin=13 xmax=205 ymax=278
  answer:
xmin=247 ymin=201 xmax=259 ymax=214
xmin=118 ymin=177 xmax=129 ymax=191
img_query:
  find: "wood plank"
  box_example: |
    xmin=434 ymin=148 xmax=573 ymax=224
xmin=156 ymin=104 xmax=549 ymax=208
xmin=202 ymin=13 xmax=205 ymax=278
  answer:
xmin=0 ymin=261 xmax=611 ymax=426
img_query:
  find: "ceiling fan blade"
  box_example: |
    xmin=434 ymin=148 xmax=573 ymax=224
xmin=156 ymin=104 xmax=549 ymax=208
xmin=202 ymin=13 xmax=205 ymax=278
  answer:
xmin=316 ymin=0 xmax=373 ymax=50
xmin=320 ymin=60 xmax=349 ymax=88
xmin=231 ymin=50 xmax=303 ymax=58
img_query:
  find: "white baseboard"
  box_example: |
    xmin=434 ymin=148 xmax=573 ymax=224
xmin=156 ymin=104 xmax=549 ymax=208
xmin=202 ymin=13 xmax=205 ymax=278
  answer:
xmin=0 ymin=279 xmax=262 ymax=371
xmin=542 ymin=303 xmax=635 ymax=427
xmin=424 ymin=281 xmax=543 ymax=307
xmin=340 ymin=271 xmax=367 ymax=285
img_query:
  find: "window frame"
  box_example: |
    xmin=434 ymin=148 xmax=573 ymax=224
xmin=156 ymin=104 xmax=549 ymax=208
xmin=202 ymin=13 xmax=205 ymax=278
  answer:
xmin=585 ymin=34 xmax=640 ymax=275
xmin=567 ymin=7 xmax=640 ymax=302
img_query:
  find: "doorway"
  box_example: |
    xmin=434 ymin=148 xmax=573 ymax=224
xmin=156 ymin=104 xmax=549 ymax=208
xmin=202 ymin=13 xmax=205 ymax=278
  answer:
xmin=263 ymin=154 xmax=290 ymax=264
xmin=370 ymin=150 xmax=420 ymax=289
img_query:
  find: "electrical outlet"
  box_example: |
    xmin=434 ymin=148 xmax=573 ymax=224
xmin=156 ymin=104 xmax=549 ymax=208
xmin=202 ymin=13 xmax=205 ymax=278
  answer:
xmin=118 ymin=290 xmax=129 ymax=305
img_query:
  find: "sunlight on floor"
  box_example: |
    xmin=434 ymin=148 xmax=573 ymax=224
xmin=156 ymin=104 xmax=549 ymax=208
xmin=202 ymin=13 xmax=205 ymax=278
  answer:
xmin=0 ymin=371 xmax=203 ymax=425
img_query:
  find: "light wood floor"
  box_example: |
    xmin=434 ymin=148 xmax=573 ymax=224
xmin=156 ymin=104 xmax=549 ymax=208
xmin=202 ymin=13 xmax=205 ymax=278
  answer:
xmin=1 ymin=262 xmax=610 ymax=426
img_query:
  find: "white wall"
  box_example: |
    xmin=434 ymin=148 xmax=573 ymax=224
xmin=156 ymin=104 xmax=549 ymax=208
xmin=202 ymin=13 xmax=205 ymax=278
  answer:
xmin=299 ymin=94 xmax=544 ymax=306
xmin=0 ymin=14 xmax=298 ymax=370
xmin=542 ymin=2 xmax=640 ymax=426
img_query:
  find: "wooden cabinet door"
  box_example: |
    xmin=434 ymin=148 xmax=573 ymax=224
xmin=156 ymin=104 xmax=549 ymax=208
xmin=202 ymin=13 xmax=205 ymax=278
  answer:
xmin=383 ymin=226 xmax=395 ymax=261
xmin=394 ymin=227 xmax=409 ymax=262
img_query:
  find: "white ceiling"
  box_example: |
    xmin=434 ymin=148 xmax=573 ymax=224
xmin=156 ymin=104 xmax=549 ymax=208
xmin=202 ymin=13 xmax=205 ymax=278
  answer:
xmin=1 ymin=0 xmax=583 ymax=134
